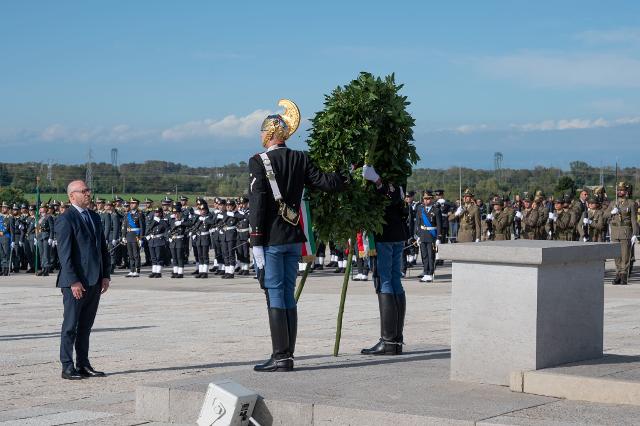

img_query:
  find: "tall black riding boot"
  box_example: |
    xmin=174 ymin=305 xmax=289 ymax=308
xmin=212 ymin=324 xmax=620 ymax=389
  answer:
xmin=361 ymin=293 xmax=399 ymax=355
xmin=254 ymin=308 xmax=293 ymax=372
xmin=395 ymin=292 xmax=406 ymax=354
xmin=286 ymin=308 xmax=298 ymax=357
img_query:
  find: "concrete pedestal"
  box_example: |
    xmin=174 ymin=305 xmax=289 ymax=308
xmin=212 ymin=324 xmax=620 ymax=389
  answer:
xmin=438 ymin=240 xmax=620 ymax=386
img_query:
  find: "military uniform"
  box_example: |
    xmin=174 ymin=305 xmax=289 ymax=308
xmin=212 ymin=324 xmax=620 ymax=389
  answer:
xmin=36 ymin=206 xmax=55 ymax=275
xmin=146 ymin=207 xmax=169 ymax=278
xmin=449 ymin=188 xmax=481 ymax=243
xmin=518 ymin=195 xmax=539 ymax=240
xmin=222 ymin=200 xmax=239 ymax=278
xmin=414 ymin=191 xmax=442 ymax=282
xmin=547 ymin=196 xmax=576 ymax=241
xmin=491 ymin=206 xmax=511 ymax=241
xmin=122 ymin=198 xmax=146 ymax=277
xmin=10 ymin=205 xmax=23 ymax=272
xmin=0 ymin=202 xmax=12 ymax=275
xmin=211 ymin=200 xmax=226 ymax=274
xmin=578 ymin=197 xmax=605 ymax=242
xmin=236 ymin=197 xmax=251 ymax=275
xmin=25 ymin=206 xmax=37 ymax=272
xmin=168 ymin=203 xmax=190 ymax=278
xmin=192 ymin=200 xmax=215 ymax=278
xmin=605 ymin=182 xmax=639 ymax=284
xmin=179 ymin=196 xmax=193 ymax=264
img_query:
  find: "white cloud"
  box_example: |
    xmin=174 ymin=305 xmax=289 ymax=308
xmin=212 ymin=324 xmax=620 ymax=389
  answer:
xmin=510 ymin=116 xmax=640 ymax=132
xmin=454 ymin=124 xmax=489 ymax=134
xmin=38 ymin=124 xmax=155 ymax=144
xmin=475 ymin=51 xmax=640 ymax=88
xmin=574 ymin=28 xmax=640 ymax=44
xmin=161 ymin=109 xmax=272 ymax=141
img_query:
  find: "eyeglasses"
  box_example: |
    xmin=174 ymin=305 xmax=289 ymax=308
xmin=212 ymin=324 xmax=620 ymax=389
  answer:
xmin=72 ymin=188 xmax=92 ymax=194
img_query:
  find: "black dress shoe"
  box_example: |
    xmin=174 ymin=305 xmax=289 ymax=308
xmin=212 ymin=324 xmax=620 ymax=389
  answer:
xmin=77 ymin=366 xmax=106 ymax=377
xmin=62 ymin=367 xmax=86 ymax=380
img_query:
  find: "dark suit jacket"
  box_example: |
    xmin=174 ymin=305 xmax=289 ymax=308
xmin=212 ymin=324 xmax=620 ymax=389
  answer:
xmin=56 ymin=207 xmax=110 ymax=288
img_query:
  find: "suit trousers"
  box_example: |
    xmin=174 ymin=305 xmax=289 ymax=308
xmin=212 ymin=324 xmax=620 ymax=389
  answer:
xmin=420 ymin=241 xmax=436 ymax=275
xmin=127 ymin=241 xmax=141 ymax=270
xmin=60 ymin=283 xmax=101 ymax=368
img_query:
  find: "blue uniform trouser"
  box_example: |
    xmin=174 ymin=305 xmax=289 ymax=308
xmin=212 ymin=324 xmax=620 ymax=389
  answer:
xmin=375 ymin=241 xmax=405 ymax=295
xmin=264 ymin=243 xmax=301 ymax=309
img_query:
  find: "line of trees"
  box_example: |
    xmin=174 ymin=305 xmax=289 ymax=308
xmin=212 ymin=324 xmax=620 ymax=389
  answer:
xmin=0 ymin=160 xmax=638 ymax=205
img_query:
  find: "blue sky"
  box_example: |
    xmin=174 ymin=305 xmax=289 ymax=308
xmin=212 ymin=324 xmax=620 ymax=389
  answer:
xmin=1 ymin=1 xmax=639 ymax=169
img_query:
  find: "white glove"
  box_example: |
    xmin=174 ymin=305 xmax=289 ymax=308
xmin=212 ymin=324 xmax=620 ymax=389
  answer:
xmin=548 ymin=212 xmax=555 ymax=219
xmin=174 ymin=220 xmax=182 ymax=226
xmin=53 ymin=240 xmax=57 ymax=246
xmin=169 ymin=238 xmax=173 ymax=243
xmin=487 ymin=230 xmax=491 ymax=237
xmin=549 ymin=213 xmax=557 ymax=221
xmin=153 ymin=216 xmax=160 ymax=222
xmin=138 ymin=239 xmax=143 ymax=247
xmin=34 ymin=238 xmax=37 ymax=244
xmin=515 ymin=211 xmax=523 ymax=219
xmin=170 ymin=214 xmax=176 ymax=219
xmin=632 ymin=235 xmax=638 ymax=245
xmin=146 ymin=235 xmax=151 ymax=241
xmin=611 ymin=207 xmax=619 ymax=215
xmin=486 ymin=213 xmax=493 ymax=221
xmin=583 ymin=237 xmax=588 ymax=242
xmin=475 ymin=238 xmax=480 ymax=243
xmin=199 ymin=216 xmax=206 ymax=221
xmin=435 ymin=239 xmax=441 ymax=246
xmin=227 ymin=211 xmax=235 ymax=217
xmin=455 ymin=206 xmax=464 ymax=217
xmin=47 ymin=238 xmax=53 ymax=245
xmin=112 ymin=239 xmax=118 ymax=245
xmin=10 ymin=242 xmax=15 ymax=249
xmin=583 ymin=218 xmax=592 ymax=225
xmin=193 ymin=209 xmax=201 ymax=215
xmin=19 ymin=241 xmax=23 ymax=247
xmin=192 ymin=234 xmax=197 ymax=240
xmin=548 ymin=230 xmax=553 ymax=237
xmin=437 ymin=198 xmax=445 ymax=205
xmin=121 ymin=237 xmax=127 ymax=243
xmin=362 ymin=165 xmax=380 ymax=182
xmin=252 ymin=246 xmax=265 ymax=269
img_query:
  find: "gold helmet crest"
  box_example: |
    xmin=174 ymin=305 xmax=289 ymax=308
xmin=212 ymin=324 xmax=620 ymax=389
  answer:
xmin=260 ymin=99 xmax=301 ymax=147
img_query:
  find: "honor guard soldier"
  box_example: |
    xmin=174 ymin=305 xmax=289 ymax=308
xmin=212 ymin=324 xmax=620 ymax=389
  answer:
xmin=168 ymin=202 xmax=189 ymax=278
xmin=160 ymin=197 xmax=173 ymax=266
xmin=489 ymin=197 xmax=511 ymax=240
xmin=192 ymin=200 xmax=214 ymax=278
xmin=123 ymin=197 xmax=145 ymax=277
xmin=534 ymin=190 xmax=549 ymax=240
xmin=501 ymin=195 xmax=515 ymax=240
xmin=605 ymin=182 xmax=638 ymax=285
xmin=36 ymin=204 xmax=55 ymax=276
xmin=403 ymin=190 xmax=418 ymax=268
xmin=50 ymin=200 xmax=61 ymax=271
xmin=0 ymin=202 xmax=12 ymax=275
xmin=221 ymin=199 xmax=239 ymax=278
xmin=16 ymin=204 xmax=30 ymax=271
xmin=103 ymin=201 xmax=119 ymax=274
xmin=142 ymin=198 xmax=155 ymax=266
xmin=236 ymin=196 xmax=251 ymax=275
xmin=146 ymin=207 xmax=169 ymax=278
xmin=518 ymin=194 xmax=539 ymax=240
xmin=10 ymin=204 xmax=23 ymax=273
xmin=179 ymin=196 xmax=193 ymax=264
xmin=211 ymin=199 xmax=226 ymax=275
xmin=188 ymin=197 xmax=202 ymax=273
xmin=548 ymin=195 xmax=575 ymax=241
xmin=249 ymin=100 xmax=347 ymax=372
xmin=450 ymin=188 xmax=481 ymax=243
xmin=415 ymin=190 xmax=442 ymax=282
xmin=111 ymin=198 xmax=125 ymax=270
xmin=25 ymin=205 xmax=37 ymax=272
xmin=579 ymin=196 xmax=605 ymax=242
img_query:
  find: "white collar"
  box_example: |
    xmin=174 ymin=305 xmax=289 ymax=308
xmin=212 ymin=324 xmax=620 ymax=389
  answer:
xmin=72 ymin=204 xmax=87 ymax=214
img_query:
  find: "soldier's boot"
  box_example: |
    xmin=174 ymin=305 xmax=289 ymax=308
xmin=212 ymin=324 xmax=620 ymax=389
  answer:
xmin=361 ymin=293 xmax=399 ymax=355
xmin=171 ymin=267 xmax=178 ymax=279
xmin=42 ymin=267 xmax=49 ymax=277
xmin=395 ymin=293 xmax=406 ymax=355
xmin=613 ymin=274 xmax=622 ymax=285
xmin=36 ymin=268 xmax=44 ymax=276
xmin=227 ymin=265 xmax=234 ymax=279
xmin=156 ymin=266 xmax=162 ymax=279
xmin=148 ymin=265 xmax=157 ymax=278
xmin=191 ymin=264 xmax=200 ymax=275
xmin=254 ymin=308 xmax=293 ymax=372
xmin=286 ymin=307 xmax=297 ymax=358
xmin=200 ymin=264 xmax=208 ymax=279
xmin=176 ymin=266 xmax=184 ymax=279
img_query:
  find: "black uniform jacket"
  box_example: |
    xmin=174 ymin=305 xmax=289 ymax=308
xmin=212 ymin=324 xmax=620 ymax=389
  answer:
xmin=414 ymin=204 xmax=443 ymax=243
xmin=248 ymin=144 xmax=344 ymax=246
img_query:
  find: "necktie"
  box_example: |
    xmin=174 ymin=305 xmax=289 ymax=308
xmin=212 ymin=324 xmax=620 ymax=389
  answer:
xmin=81 ymin=210 xmax=95 ymax=237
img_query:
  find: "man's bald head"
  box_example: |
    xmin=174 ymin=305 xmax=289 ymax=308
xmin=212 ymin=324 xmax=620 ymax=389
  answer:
xmin=67 ymin=180 xmax=91 ymax=209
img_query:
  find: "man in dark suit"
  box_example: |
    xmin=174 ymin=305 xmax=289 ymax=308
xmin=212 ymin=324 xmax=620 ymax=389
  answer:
xmin=56 ymin=180 xmax=111 ymax=380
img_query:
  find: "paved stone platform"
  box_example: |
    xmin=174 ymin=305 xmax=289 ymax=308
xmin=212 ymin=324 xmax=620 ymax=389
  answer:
xmin=1 ymin=258 xmax=640 ymax=425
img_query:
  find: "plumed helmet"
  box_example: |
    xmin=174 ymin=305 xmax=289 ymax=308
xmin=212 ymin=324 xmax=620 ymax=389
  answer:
xmin=260 ymin=99 xmax=300 ymax=147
